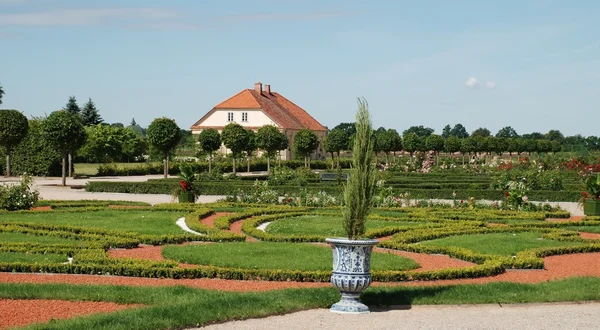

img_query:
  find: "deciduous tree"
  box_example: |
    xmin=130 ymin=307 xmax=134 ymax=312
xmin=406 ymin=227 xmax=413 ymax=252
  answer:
xmin=323 ymin=128 xmax=348 ymax=169
xmin=41 ymin=111 xmax=86 ymax=186
xmin=197 ymin=128 xmax=221 ymax=173
xmin=293 ymin=129 xmax=319 ymax=169
xmin=221 ymin=123 xmax=248 ymax=174
xmin=0 ymin=110 xmax=28 ymax=176
xmin=146 ymin=117 xmax=181 ymax=178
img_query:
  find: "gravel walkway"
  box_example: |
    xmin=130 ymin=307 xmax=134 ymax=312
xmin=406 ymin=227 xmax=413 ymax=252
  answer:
xmin=196 ymin=302 xmax=600 ymax=330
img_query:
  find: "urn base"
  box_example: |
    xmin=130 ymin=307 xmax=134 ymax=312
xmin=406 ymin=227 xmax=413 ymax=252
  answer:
xmin=330 ymin=293 xmax=370 ymax=314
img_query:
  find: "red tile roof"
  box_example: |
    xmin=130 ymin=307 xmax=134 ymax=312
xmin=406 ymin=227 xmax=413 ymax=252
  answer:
xmin=191 ymin=85 xmax=327 ymax=131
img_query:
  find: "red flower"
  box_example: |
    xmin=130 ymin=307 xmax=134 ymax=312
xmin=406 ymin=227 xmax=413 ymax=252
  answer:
xmin=180 ymin=180 xmax=189 ymax=191
xmin=505 ymin=191 xmax=509 ymax=198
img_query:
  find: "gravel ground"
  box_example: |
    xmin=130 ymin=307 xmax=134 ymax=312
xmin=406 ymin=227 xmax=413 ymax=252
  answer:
xmin=196 ymin=302 xmax=600 ymax=330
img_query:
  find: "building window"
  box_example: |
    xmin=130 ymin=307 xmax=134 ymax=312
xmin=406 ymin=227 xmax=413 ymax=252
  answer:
xmin=227 ymin=112 xmax=234 ymax=121
xmin=242 ymin=112 xmax=248 ymax=122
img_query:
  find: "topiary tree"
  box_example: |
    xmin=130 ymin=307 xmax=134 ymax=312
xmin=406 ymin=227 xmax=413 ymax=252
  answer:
xmin=276 ymin=131 xmax=289 ymax=167
xmin=294 ymin=128 xmax=319 ymax=169
xmin=41 ymin=111 xmax=87 ymax=186
xmin=323 ymin=128 xmax=348 ymax=169
xmin=0 ymin=110 xmax=28 ymax=177
xmin=244 ymin=129 xmax=257 ymax=172
xmin=425 ymin=134 xmax=444 ymax=165
xmin=197 ymin=128 xmax=221 ymax=173
xmin=221 ymin=123 xmax=248 ymax=174
xmin=257 ymin=125 xmax=286 ymax=172
xmin=402 ymin=132 xmax=421 ymax=159
xmin=444 ymin=136 xmax=461 ymax=159
xmin=146 ymin=117 xmax=181 ymax=178
xmin=343 ymin=97 xmax=376 ymax=239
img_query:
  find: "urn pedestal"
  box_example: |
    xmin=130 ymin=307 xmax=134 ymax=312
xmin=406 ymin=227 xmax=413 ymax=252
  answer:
xmin=584 ymin=199 xmax=600 ymax=216
xmin=325 ymin=238 xmax=378 ymax=314
xmin=178 ymin=191 xmax=195 ymax=203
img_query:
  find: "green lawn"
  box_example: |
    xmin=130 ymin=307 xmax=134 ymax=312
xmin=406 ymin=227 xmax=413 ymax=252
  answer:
xmin=2 ymin=278 xmax=600 ymax=330
xmin=75 ymin=162 xmax=161 ymax=176
xmin=421 ymin=232 xmax=583 ymax=256
xmin=0 ymin=251 xmax=68 ymax=263
xmin=0 ymin=211 xmax=186 ymax=236
xmin=162 ymin=242 xmax=420 ymax=271
xmin=0 ymin=232 xmax=83 ymax=245
xmin=266 ymin=215 xmax=422 ymax=236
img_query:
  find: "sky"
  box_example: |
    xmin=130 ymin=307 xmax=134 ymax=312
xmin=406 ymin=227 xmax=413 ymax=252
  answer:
xmin=0 ymin=0 xmax=599 ymax=136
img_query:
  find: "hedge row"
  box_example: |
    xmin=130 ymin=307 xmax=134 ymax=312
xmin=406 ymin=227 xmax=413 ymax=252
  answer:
xmin=183 ymin=210 xmax=246 ymax=242
xmin=95 ymin=159 xmax=354 ymax=176
xmin=84 ymin=181 xmax=583 ymax=202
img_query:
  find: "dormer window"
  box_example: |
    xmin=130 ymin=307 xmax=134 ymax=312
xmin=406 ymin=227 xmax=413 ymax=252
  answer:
xmin=227 ymin=112 xmax=234 ymax=121
xmin=242 ymin=112 xmax=248 ymax=122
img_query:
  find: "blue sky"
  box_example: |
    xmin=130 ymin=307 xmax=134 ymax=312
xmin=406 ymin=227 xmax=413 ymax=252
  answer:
xmin=1 ymin=0 xmax=598 ymax=136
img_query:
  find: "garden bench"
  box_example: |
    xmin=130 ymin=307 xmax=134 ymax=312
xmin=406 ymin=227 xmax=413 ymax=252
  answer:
xmin=320 ymin=173 xmax=349 ymax=182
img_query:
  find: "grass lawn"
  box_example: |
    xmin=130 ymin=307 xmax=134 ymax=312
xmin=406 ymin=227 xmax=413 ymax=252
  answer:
xmin=75 ymin=162 xmax=161 ymax=176
xmin=421 ymin=232 xmax=583 ymax=256
xmin=0 ymin=211 xmax=186 ymax=236
xmin=0 ymin=232 xmax=83 ymax=245
xmin=0 ymin=251 xmax=68 ymax=263
xmin=1 ymin=278 xmax=600 ymax=329
xmin=265 ymin=215 xmax=422 ymax=237
xmin=162 ymin=242 xmax=420 ymax=271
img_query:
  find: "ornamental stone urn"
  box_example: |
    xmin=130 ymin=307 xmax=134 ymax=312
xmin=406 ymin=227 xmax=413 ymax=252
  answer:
xmin=325 ymin=237 xmax=379 ymax=314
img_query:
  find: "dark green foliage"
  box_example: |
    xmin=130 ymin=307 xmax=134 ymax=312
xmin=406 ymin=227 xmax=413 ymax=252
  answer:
xmin=450 ymin=123 xmax=469 ymax=138
xmin=343 ymin=98 xmax=377 ymax=239
xmin=426 ymin=134 xmax=444 ymax=153
xmin=256 ymin=125 xmax=288 ymax=172
xmin=0 ymin=109 xmax=28 ymax=176
xmin=197 ymin=128 xmax=221 ymax=173
xmin=444 ymin=136 xmax=461 ymax=154
xmin=471 ymin=127 xmax=491 ymax=138
xmin=41 ymin=111 xmax=87 ymax=185
xmin=293 ymin=128 xmax=320 ymax=168
xmin=332 ymin=122 xmax=356 ymax=138
xmin=5 ymin=119 xmax=62 ymax=176
xmin=221 ymin=123 xmax=249 ymax=174
xmin=79 ymin=125 xmax=146 ymax=163
xmin=403 ymin=125 xmax=434 ymax=138
xmin=147 ymin=117 xmax=181 ymax=178
xmin=80 ymin=98 xmax=103 ymax=126
xmin=0 ymin=83 xmax=4 ymax=105
xmin=323 ymin=128 xmax=348 ymax=168
xmin=62 ymin=96 xmax=80 ymax=115
xmin=496 ymin=126 xmax=519 ymax=138
xmin=402 ymin=132 xmax=423 ymax=156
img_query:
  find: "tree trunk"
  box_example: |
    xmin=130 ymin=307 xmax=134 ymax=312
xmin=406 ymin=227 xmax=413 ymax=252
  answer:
xmin=5 ymin=152 xmax=10 ymax=177
xmin=164 ymin=152 xmax=169 ymax=178
xmin=247 ymin=155 xmax=251 ymax=172
xmin=208 ymin=153 xmax=212 ymax=173
xmin=232 ymin=154 xmax=236 ymax=174
xmin=308 ymin=155 xmax=311 ymax=169
xmin=68 ymin=153 xmax=73 ymax=177
xmin=277 ymin=151 xmax=281 ymax=167
xmin=336 ymin=151 xmax=340 ymax=169
xmin=267 ymin=155 xmax=271 ymax=173
xmin=385 ymin=152 xmax=389 ymax=164
xmin=330 ymin=152 xmax=335 ymax=169
xmin=62 ymin=154 xmax=67 ymax=186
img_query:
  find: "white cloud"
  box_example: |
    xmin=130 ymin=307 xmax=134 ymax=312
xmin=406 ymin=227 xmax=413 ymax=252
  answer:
xmin=485 ymin=81 xmax=497 ymax=89
xmin=0 ymin=8 xmax=178 ymax=26
xmin=465 ymin=77 xmax=479 ymax=88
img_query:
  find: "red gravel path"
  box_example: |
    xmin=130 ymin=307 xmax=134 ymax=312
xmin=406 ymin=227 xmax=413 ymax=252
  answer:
xmin=200 ymin=212 xmax=232 ymax=227
xmin=546 ymin=216 xmax=585 ymax=223
xmin=229 ymin=219 xmax=258 ymax=242
xmin=580 ymin=232 xmax=600 ymax=240
xmin=0 ymin=299 xmax=142 ymax=329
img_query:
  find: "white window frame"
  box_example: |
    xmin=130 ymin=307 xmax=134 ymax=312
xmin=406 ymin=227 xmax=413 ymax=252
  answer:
xmin=227 ymin=112 xmax=234 ymax=122
xmin=242 ymin=112 xmax=248 ymax=122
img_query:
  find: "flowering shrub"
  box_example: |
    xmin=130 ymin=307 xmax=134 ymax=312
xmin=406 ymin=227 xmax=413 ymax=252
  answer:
xmin=583 ymin=173 xmax=600 ymax=200
xmin=0 ymin=174 xmax=40 ymax=211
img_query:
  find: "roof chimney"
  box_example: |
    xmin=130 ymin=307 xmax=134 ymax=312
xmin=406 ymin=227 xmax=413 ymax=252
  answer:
xmin=254 ymin=82 xmax=262 ymax=94
xmin=264 ymin=84 xmax=271 ymax=94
